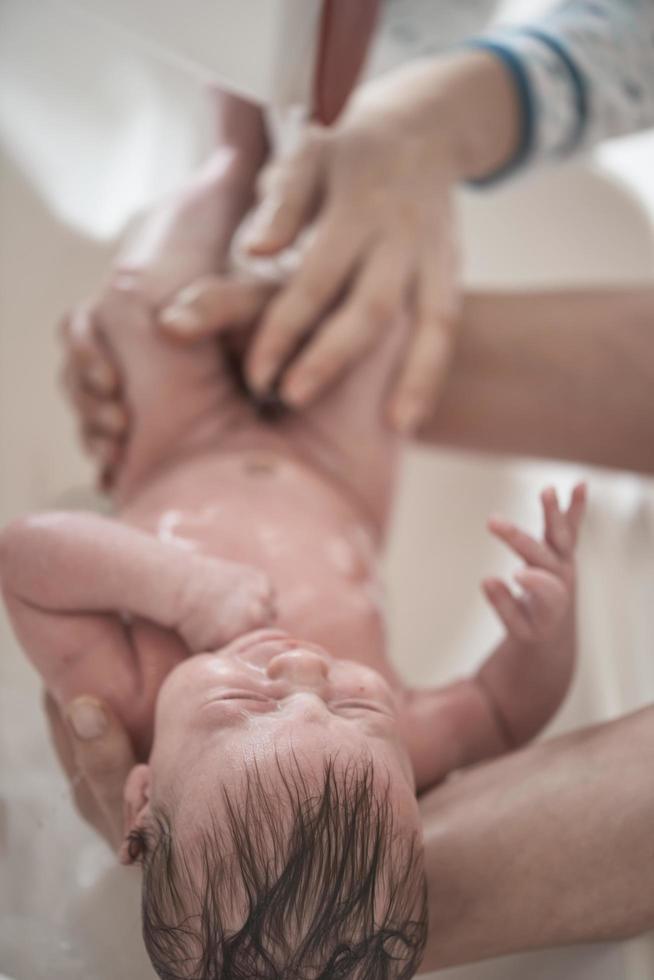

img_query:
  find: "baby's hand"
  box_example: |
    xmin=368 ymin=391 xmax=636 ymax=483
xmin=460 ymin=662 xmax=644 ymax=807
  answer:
xmin=483 ymin=483 xmax=586 ymax=644
xmin=177 ymin=557 xmax=276 ymax=652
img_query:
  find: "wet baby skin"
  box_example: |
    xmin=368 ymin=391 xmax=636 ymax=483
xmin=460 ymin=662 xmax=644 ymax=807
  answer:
xmin=0 ymin=282 xmax=585 ymax=814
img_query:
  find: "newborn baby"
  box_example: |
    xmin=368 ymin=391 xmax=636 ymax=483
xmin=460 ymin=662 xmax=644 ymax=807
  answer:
xmin=0 ymin=281 xmax=584 ymax=979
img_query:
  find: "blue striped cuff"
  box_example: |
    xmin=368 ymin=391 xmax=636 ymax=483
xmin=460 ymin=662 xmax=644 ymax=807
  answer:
xmin=463 ymin=39 xmax=536 ymax=186
xmin=516 ymin=27 xmax=588 ymax=155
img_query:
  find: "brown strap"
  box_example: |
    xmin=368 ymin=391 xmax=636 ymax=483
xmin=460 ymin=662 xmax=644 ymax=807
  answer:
xmin=312 ymin=0 xmax=381 ymax=124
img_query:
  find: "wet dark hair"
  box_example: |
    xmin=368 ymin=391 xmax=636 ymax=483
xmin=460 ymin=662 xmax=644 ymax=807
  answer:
xmin=130 ymin=755 xmax=427 ymax=979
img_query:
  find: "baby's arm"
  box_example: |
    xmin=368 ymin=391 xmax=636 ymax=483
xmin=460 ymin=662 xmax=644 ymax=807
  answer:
xmin=0 ymin=512 xmax=275 ymax=654
xmin=477 ymin=483 xmax=586 ymax=747
xmin=409 ymin=484 xmax=586 ymax=793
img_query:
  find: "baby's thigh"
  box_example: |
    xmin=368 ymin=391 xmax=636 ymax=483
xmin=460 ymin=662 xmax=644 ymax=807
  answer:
xmin=284 ymin=315 xmax=409 ymax=519
xmin=101 ymin=289 xmax=244 ymax=494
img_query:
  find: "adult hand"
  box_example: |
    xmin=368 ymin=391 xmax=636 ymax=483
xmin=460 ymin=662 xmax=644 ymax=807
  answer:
xmin=246 ymin=96 xmax=460 ymax=435
xmin=160 ymin=52 xmax=520 ymax=433
xmin=164 ymin=71 xmax=460 ymax=433
xmin=43 ymin=692 xmax=135 ymax=851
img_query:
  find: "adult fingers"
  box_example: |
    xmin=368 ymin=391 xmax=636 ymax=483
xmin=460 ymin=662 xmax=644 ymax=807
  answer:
xmin=65 ymin=696 xmax=137 ymax=850
xmin=159 ymin=275 xmax=275 ymax=341
xmin=388 ymin=226 xmax=459 ymax=433
xmin=246 ymin=215 xmax=366 ymax=393
xmin=42 ymin=691 xmax=114 ymax=844
xmin=245 ymin=130 xmax=328 ymax=256
xmin=279 ymin=239 xmax=411 ymax=406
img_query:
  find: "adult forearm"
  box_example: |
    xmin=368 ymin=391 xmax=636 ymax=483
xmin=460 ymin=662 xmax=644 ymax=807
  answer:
xmin=419 ymin=289 xmax=654 ymax=474
xmin=420 ymin=706 xmax=654 ymax=971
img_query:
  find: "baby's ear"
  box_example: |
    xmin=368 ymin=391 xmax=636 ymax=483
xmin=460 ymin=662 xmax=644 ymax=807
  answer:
xmin=119 ymin=763 xmax=151 ymax=865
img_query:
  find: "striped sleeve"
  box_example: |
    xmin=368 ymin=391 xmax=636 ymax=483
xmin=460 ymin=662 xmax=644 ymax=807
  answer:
xmin=468 ymin=0 xmax=654 ymax=180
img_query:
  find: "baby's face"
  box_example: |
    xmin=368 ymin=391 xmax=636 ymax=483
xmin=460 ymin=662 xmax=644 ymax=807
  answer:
xmin=124 ymin=632 xmax=427 ymax=975
xmin=130 ymin=629 xmax=419 ymax=843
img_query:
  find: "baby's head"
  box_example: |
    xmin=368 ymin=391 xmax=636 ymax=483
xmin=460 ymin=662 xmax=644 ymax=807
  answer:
xmin=121 ymin=629 xmax=427 ymax=978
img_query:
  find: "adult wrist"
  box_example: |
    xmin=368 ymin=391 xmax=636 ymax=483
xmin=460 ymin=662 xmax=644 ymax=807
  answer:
xmin=348 ymin=51 xmax=523 ymax=187
xmin=433 ymin=50 xmax=524 ymax=184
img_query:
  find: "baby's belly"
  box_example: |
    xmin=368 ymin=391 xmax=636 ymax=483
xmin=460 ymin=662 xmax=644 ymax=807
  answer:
xmin=121 ymin=450 xmax=392 ymax=673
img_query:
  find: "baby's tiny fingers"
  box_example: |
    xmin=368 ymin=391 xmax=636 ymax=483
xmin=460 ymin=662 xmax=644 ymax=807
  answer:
xmin=566 ymin=482 xmax=587 ymax=546
xmin=541 ymin=486 xmax=572 ymax=557
xmin=223 ymin=571 xmax=277 ymax=639
xmin=483 ymin=578 xmax=533 ymax=643
xmin=488 ymin=518 xmax=559 ymax=573
xmin=514 ymin=568 xmax=569 ymax=634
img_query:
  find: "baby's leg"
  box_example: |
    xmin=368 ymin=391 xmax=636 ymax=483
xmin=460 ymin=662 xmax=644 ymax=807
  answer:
xmin=279 ymin=312 xmax=409 ymax=526
xmin=67 ymin=279 xmax=407 ymax=525
xmin=157 ymin=274 xmax=408 ymax=526
xmin=82 ymin=287 xmax=255 ymax=502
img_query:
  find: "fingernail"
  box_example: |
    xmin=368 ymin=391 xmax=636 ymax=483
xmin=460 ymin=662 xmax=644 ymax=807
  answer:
xmin=66 ymin=697 xmax=108 ymax=740
xmin=159 ymin=306 xmax=202 ymax=334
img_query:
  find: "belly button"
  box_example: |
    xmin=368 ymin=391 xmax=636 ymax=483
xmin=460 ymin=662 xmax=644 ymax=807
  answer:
xmin=243 ymin=452 xmax=280 ymax=476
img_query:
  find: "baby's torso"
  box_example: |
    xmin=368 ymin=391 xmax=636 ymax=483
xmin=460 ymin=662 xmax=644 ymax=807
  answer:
xmin=51 ymin=291 xmax=408 ymax=756
xmin=60 ymin=450 xmax=401 ymax=759
xmin=122 ymin=449 xmax=390 ymax=664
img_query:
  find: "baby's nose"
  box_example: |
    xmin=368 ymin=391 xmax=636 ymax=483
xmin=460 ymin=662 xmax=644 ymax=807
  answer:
xmin=267 ymin=649 xmax=329 ymax=685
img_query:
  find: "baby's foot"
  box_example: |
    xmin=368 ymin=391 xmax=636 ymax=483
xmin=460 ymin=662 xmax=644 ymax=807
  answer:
xmin=176 ymin=556 xmax=277 ymax=653
xmin=483 ymin=483 xmax=586 ymax=643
